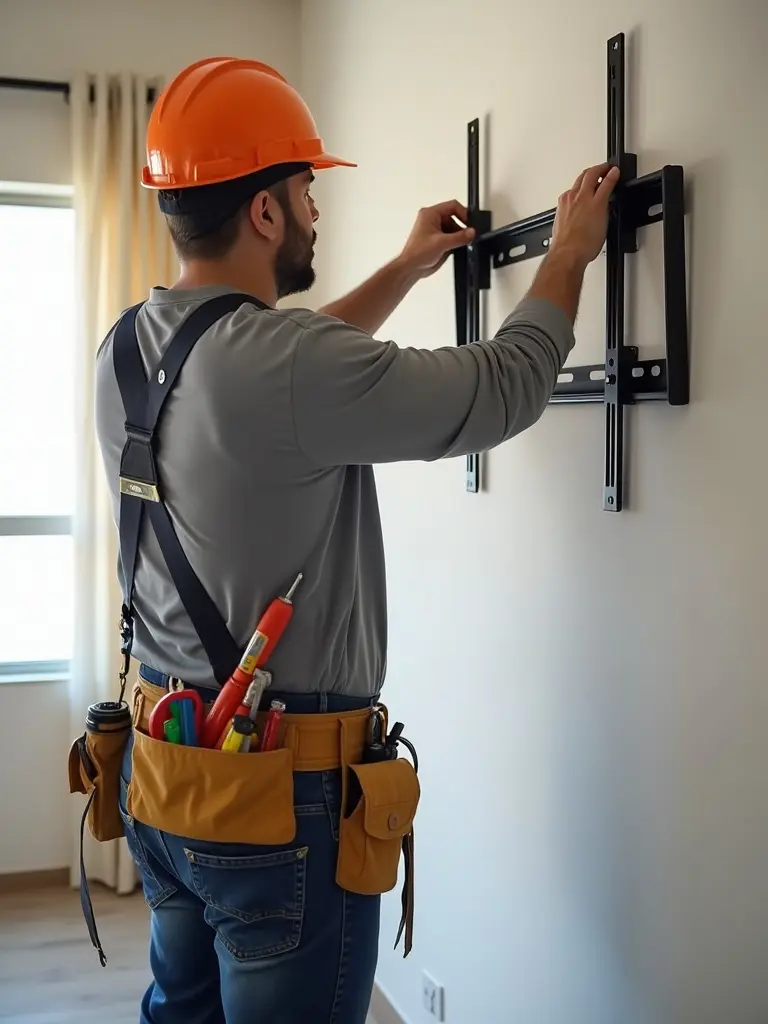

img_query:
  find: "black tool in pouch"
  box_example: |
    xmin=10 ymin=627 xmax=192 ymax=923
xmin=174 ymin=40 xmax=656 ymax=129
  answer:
xmin=345 ymin=713 xmax=420 ymax=816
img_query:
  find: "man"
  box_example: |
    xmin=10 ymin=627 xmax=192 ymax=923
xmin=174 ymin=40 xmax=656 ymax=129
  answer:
xmin=95 ymin=57 xmax=618 ymax=1024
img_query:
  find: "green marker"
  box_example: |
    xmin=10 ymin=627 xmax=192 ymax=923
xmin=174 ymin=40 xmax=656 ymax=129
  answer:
xmin=164 ymin=717 xmax=181 ymax=744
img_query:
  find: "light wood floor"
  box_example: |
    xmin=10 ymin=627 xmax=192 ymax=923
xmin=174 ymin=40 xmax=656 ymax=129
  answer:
xmin=0 ymin=884 xmax=377 ymax=1023
xmin=0 ymin=885 xmax=151 ymax=1023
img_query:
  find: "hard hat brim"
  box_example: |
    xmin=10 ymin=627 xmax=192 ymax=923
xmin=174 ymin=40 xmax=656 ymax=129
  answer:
xmin=313 ymin=152 xmax=357 ymax=170
xmin=142 ymin=152 xmax=357 ymax=190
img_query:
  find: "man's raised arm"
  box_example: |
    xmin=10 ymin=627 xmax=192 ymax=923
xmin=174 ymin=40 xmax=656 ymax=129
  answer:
xmin=293 ymin=163 xmax=619 ymax=467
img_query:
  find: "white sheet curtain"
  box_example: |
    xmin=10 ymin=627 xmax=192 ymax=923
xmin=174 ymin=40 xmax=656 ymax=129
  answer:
xmin=68 ymin=71 xmax=174 ymax=893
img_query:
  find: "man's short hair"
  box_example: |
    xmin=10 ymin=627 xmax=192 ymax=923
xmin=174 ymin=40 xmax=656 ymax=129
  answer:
xmin=158 ymin=163 xmax=309 ymax=261
xmin=164 ymin=199 xmax=249 ymax=261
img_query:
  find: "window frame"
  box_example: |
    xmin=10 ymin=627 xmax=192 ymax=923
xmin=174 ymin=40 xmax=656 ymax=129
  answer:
xmin=0 ymin=185 xmax=75 ymax=683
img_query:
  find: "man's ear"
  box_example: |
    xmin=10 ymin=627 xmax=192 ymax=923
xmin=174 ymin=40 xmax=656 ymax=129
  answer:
xmin=249 ymin=191 xmax=282 ymax=242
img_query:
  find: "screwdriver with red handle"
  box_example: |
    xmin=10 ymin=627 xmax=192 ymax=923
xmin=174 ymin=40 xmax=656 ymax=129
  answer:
xmin=200 ymin=574 xmax=302 ymax=748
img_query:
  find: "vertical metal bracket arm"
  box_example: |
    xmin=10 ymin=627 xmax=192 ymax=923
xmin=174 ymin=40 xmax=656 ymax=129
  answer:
xmin=452 ymin=30 xmax=689 ymax=509
xmin=604 ymin=33 xmax=637 ymax=510
xmin=453 ymin=119 xmax=491 ymax=492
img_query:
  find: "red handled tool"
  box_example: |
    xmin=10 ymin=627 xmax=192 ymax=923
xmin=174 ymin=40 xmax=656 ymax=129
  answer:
xmin=260 ymin=700 xmax=286 ymax=752
xmin=148 ymin=689 xmax=204 ymax=743
xmin=213 ymin=671 xmax=271 ymax=750
xmin=200 ymin=574 xmax=302 ymax=748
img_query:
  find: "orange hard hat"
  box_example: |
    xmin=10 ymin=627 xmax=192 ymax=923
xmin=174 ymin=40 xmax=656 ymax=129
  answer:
xmin=142 ymin=57 xmax=355 ymax=190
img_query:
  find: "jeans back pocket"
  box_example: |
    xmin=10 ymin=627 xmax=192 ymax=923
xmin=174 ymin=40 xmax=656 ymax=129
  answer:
xmin=185 ymin=846 xmax=309 ymax=961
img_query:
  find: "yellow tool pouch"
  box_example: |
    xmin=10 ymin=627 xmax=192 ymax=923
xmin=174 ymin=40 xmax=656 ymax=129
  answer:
xmin=336 ymin=718 xmax=421 ymax=955
xmin=337 ymin=757 xmax=420 ymax=894
xmin=67 ymin=699 xmax=133 ymax=967
xmin=68 ymin=701 xmax=132 ymax=843
xmin=127 ymin=727 xmax=296 ymax=845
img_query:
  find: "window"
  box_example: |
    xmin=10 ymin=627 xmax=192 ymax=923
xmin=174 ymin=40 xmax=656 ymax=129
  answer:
xmin=0 ymin=188 xmax=75 ymax=679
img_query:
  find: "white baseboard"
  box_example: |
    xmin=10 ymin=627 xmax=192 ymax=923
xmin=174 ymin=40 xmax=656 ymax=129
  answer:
xmin=370 ymin=982 xmax=406 ymax=1024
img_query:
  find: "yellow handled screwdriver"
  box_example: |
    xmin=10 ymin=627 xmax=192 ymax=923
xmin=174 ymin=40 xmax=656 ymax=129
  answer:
xmin=221 ymin=715 xmax=257 ymax=753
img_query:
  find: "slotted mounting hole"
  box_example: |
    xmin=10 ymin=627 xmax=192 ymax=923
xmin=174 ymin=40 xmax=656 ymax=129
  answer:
xmin=651 ymin=364 xmax=662 ymax=377
xmin=506 ymin=244 xmax=527 ymax=260
xmin=608 ymin=496 xmax=615 ymax=505
xmin=608 ymin=357 xmax=615 ymax=367
xmin=542 ymin=238 xmax=550 ymax=247
xmin=590 ymin=369 xmax=606 ymax=381
xmin=558 ymin=371 xmax=574 ymax=384
xmin=648 ymin=203 xmax=663 ymax=219
xmin=632 ymin=366 xmax=644 ymax=377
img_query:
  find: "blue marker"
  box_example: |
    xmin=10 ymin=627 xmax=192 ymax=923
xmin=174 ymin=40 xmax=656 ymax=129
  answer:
xmin=181 ymin=699 xmax=197 ymax=746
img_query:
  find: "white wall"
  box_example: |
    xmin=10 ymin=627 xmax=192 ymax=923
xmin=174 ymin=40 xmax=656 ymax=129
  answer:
xmin=0 ymin=0 xmax=300 ymax=873
xmin=301 ymin=1 xmax=768 ymax=1022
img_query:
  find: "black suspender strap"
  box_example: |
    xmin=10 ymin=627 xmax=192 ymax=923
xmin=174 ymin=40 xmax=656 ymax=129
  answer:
xmin=112 ymin=292 xmax=268 ymax=686
xmin=79 ymin=291 xmax=269 ymax=968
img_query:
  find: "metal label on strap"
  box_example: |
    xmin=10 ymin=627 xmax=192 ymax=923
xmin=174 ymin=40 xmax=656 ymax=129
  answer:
xmin=120 ymin=476 xmax=160 ymax=502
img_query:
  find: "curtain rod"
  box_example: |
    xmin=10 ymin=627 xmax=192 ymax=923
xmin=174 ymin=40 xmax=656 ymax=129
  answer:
xmin=0 ymin=75 xmax=156 ymax=102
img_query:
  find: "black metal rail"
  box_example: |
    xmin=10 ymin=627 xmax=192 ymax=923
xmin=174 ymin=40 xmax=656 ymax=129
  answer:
xmin=453 ymin=31 xmax=689 ymax=510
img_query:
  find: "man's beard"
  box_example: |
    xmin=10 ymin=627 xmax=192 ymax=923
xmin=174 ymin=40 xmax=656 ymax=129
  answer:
xmin=274 ymin=205 xmax=316 ymax=299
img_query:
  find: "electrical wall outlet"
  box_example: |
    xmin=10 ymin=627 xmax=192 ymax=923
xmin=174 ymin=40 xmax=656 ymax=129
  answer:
xmin=422 ymin=971 xmax=445 ymax=1021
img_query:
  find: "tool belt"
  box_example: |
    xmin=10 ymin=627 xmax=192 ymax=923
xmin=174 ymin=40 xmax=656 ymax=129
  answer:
xmin=69 ymin=676 xmax=420 ymax=963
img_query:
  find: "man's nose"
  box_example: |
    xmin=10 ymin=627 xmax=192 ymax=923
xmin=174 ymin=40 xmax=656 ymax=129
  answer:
xmin=311 ymin=200 xmax=319 ymax=224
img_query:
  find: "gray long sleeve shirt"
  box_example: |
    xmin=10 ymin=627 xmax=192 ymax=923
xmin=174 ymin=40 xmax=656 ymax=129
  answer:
xmin=95 ymin=284 xmax=574 ymax=695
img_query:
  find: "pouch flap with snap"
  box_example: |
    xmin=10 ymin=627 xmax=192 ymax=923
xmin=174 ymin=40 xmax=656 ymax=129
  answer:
xmin=350 ymin=759 xmax=420 ymax=840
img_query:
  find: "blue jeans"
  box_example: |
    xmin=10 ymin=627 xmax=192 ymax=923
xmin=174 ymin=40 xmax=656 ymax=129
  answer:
xmin=120 ymin=674 xmax=381 ymax=1024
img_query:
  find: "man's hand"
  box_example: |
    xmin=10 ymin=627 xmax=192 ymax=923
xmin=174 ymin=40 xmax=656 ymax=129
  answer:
xmin=527 ymin=162 xmax=620 ymax=323
xmin=550 ymin=162 xmax=621 ymax=269
xmin=398 ymin=200 xmax=476 ymax=280
xmin=318 ymin=201 xmax=475 ymax=334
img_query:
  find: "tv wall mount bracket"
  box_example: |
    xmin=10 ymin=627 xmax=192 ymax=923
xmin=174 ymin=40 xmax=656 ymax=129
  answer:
xmin=453 ymin=31 xmax=689 ymax=511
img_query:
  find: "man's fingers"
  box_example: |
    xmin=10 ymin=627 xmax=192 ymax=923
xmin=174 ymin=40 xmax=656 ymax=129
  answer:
xmin=570 ymin=168 xmax=589 ymax=194
xmin=594 ymin=165 xmax=621 ymax=202
xmin=440 ymin=226 xmax=476 ymax=251
xmin=578 ymin=162 xmax=615 ymax=196
xmin=428 ymin=199 xmax=470 ymax=226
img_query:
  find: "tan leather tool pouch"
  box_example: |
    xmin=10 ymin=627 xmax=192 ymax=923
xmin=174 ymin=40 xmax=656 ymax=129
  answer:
xmin=336 ymin=725 xmax=421 ymax=896
xmin=126 ymin=726 xmax=297 ymax=845
xmin=68 ymin=717 xmax=131 ymax=843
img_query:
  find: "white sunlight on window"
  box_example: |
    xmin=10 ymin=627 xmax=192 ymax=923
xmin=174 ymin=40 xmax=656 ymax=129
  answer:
xmin=0 ymin=201 xmax=75 ymax=670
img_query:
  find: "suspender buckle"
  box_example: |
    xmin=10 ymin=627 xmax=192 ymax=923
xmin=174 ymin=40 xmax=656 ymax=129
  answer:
xmin=119 ymin=477 xmax=161 ymax=502
xmin=119 ymin=422 xmax=161 ymax=502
